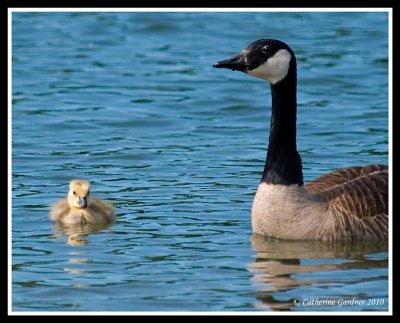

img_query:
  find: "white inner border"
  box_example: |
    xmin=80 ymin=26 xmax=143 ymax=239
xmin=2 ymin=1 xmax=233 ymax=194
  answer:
xmin=8 ymin=7 xmax=393 ymax=316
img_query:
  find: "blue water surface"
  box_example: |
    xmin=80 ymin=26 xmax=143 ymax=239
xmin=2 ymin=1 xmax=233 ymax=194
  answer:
xmin=11 ymin=11 xmax=389 ymax=312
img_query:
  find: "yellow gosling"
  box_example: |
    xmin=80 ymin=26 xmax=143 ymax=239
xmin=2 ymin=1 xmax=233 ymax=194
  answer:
xmin=50 ymin=179 xmax=115 ymax=225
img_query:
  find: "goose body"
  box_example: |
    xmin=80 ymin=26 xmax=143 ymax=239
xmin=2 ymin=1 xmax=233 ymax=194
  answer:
xmin=50 ymin=179 xmax=115 ymax=225
xmin=214 ymin=39 xmax=388 ymax=240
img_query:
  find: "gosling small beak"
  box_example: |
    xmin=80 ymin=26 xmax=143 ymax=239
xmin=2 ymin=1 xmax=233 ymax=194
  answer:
xmin=213 ymin=52 xmax=248 ymax=72
xmin=78 ymin=196 xmax=88 ymax=208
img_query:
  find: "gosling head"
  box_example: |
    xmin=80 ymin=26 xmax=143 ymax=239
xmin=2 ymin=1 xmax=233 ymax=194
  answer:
xmin=213 ymin=39 xmax=295 ymax=84
xmin=68 ymin=179 xmax=90 ymax=209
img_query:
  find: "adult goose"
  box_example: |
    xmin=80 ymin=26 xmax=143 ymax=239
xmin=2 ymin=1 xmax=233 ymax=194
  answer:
xmin=213 ymin=39 xmax=388 ymax=240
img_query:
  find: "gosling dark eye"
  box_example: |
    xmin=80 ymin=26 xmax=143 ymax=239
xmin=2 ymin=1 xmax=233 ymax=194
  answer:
xmin=261 ymin=45 xmax=269 ymax=54
xmin=72 ymin=191 xmax=76 ymax=195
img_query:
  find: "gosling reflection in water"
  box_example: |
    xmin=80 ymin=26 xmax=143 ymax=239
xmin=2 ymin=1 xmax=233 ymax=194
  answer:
xmin=52 ymin=221 xmax=114 ymax=245
xmin=249 ymin=234 xmax=388 ymax=311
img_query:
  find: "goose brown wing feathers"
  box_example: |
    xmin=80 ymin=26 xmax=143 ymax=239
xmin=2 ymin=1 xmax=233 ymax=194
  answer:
xmin=319 ymin=167 xmax=388 ymax=239
xmin=305 ymin=164 xmax=387 ymax=194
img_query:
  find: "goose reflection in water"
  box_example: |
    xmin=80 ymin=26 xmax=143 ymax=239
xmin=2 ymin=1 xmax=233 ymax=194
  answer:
xmin=51 ymin=222 xmax=115 ymax=284
xmin=52 ymin=221 xmax=113 ymax=246
xmin=248 ymin=234 xmax=388 ymax=311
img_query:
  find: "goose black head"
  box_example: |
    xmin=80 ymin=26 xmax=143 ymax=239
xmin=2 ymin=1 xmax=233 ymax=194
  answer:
xmin=213 ymin=39 xmax=295 ymax=84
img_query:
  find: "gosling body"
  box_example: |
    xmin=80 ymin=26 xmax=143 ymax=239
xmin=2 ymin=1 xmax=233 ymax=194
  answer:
xmin=50 ymin=179 xmax=115 ymax=225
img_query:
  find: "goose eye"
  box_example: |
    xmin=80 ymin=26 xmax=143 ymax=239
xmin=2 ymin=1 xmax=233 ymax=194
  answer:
xmin=261 ymin=45 xmax=269 ymax=54
xmin=72 ymin=191 xmax=76 ymax=195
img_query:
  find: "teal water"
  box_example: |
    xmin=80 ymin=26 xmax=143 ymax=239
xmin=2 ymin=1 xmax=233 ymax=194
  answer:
xmin=11 ymin=11 xmax=389 ymax=312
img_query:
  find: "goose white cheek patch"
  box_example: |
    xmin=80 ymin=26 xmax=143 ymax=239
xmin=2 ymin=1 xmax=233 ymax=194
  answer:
xmin=247 ymin=49 xmax=291 ymax=84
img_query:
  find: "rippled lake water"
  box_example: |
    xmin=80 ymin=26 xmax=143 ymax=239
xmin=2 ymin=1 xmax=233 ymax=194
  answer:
xmin=11 ymin=10 xmax=390 ymax=313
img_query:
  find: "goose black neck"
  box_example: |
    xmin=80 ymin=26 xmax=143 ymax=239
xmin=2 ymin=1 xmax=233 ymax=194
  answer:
xmin=261 ymin=60 xmax=304 ymax=185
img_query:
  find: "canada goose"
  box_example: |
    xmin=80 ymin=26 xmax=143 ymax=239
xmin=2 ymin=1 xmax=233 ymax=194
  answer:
xmin=50 ymin=179 xmax=115 ymax=225
xmin=213 ymin=39 xmax=388 ymax=240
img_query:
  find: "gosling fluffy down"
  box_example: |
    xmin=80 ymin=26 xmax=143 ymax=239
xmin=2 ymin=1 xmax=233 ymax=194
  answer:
xmin=50 ymin=179 xmax=115 ymax=225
